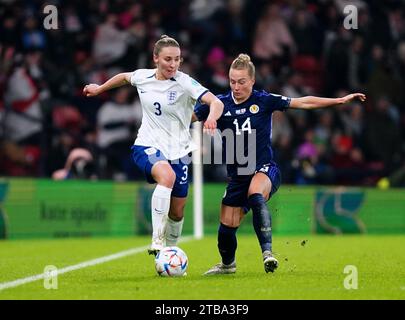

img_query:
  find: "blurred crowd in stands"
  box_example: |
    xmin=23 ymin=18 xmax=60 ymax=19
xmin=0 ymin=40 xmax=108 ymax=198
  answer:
xmin=0 ymin=0 xmax=404 ymax=187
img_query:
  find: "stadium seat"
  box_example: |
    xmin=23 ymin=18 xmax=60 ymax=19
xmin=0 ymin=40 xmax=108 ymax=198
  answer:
xmin=292 ymin=55 xmax=323 ymax=93
xmin=52 ymin=105 xmax=83 ymax=131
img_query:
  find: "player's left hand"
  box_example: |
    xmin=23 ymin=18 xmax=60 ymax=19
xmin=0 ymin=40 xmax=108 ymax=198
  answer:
xmin=203 ymin=117 xmax=217 ymax=136
xmin=343 ymin=93 xmax=366 ymax=103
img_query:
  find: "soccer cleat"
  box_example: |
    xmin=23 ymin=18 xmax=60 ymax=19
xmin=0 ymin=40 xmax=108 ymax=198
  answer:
xmin=148 ymin=242 xmax=163 ymax=257
xmin=203 ymin=261 xmax=236 ymax=275
xmin=263 ymin=251 xmax=278 ymax=273
xmin=148 ymin=249 xmax=160 ymax=257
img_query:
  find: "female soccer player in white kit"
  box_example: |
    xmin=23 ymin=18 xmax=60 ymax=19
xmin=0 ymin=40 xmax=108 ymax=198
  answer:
xmin=84 ymin=35 xmax=224 ymax=255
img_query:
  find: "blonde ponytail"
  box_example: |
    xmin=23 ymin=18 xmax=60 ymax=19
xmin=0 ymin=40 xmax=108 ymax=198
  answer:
xmin=230 ymin=54 xmax=255 ymax=78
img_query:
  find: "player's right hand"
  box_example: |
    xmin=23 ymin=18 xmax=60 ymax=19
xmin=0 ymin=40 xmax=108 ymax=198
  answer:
xmin=83 ymin=84 xmax=100 ymax=97
xmin=203 ymin=117 xmax=217 ymax=136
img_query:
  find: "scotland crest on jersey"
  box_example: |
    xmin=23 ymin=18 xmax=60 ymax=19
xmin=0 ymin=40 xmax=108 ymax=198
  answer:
xmin=249 ymin=104 xmax=259 ymax=114
xmin=167 ymin=91 xmax=177 ymax=105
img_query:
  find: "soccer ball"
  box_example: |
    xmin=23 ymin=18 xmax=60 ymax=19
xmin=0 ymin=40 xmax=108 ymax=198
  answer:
xmin=155 ymin=246 xmax=188 ymax=277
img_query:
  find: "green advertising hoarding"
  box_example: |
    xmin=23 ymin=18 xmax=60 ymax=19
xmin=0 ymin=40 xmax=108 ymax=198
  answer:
xmin=199 ymin=184 xmax=405 ymax=235
xmin=0 ymin=179 xmax=404 ymax=239
xmin=2 ymin=179 xmax=138 ymax=239
xmin=0 ymin=180 xmax=8 ymax=238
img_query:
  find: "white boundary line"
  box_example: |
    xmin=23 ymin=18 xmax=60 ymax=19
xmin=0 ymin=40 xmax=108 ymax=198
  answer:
xmin=0 ymin=236 xmax=194 ymax=292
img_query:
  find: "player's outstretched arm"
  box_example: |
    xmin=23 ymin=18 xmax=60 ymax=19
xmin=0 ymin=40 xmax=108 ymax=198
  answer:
xmin=200 ymin=92 xmax=224 ymax=134
xmin=289 ymin=93 xmax=366 ymax=110
xmin=83 ymin=72 xmax=133 ymax=97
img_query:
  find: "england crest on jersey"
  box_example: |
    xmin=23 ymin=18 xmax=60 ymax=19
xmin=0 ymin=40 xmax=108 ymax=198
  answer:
xmin=167 ymin=91 xmax=177 ymax=105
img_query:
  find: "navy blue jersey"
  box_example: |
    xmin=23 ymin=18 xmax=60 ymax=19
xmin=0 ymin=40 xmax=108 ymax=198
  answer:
xmin=194 ymin=89 xmax=290 ymax=178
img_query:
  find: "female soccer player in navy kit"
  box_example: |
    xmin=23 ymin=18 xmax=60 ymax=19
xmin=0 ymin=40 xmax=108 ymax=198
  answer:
xmin=84 ymin=35 xmax=223 ymax=256
xmin=194 ymin=54 xmax=366 ymax=274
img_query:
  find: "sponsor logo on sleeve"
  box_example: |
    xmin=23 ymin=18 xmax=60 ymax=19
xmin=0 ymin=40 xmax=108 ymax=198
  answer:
xmin=144 ymin=147 xmax=157 ymax=155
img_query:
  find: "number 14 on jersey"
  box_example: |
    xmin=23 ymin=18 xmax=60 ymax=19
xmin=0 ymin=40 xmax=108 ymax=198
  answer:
xmin=233 ymin=117 xmax=252 ymax=135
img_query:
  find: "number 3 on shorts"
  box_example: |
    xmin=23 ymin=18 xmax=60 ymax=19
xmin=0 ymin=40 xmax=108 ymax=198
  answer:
xmin=181 ymin=165 xmax=188 ymax=181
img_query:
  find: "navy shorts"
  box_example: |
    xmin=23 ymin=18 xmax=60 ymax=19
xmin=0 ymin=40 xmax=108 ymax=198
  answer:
xmin=222 ymin=162 xmax=281 ymax=212
xmin=131 ymin=145 xmax=191 ymax=198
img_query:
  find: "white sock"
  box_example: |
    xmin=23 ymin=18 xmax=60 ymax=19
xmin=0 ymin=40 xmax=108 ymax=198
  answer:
xmin=151 ymin=185 xmax=172 ymax=248
xmin=166 ymin=217 xmax=184 ymax=246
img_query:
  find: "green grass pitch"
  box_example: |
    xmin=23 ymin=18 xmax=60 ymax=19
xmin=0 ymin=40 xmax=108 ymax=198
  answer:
xmin=0 ymin=235 xmax=404 ymax=300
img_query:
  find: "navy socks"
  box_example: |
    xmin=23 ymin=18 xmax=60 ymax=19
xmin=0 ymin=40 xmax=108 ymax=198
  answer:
xmin=218 ymin=223 xmax=238 ymax=265
xmin=248 ymin=193 xmax=272 ymax=253
xmin=217 ymin=193 xmax=272 ymax=264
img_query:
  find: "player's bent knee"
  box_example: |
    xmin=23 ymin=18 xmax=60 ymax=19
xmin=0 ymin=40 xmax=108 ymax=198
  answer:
xmin=247 ymin=186 xmax=272 ymax=198
xmin=159 ymin=175 xmax=176 ymax=188
xmin=220 ymin=218 xmax=240 ymax=228
xmin=248 ymin=176 xmax=272 ymax=199
xmin=220 ymin=205 xmax=244 ymax=228
xmin=153 ymin=165 xmax=176 ymax=188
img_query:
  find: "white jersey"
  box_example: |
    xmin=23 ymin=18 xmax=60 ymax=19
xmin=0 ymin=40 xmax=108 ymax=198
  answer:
xmin=130 ymin=69 xmax=208 ymax=160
